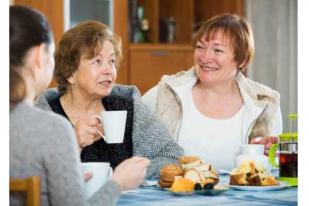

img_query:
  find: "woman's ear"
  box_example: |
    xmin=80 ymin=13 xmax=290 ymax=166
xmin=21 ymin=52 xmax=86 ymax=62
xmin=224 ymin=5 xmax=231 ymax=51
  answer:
xmin=22 ymin=44 xmax=44 ymax=74
xmin=27 ymin=44 xmax=46 ymax=71
xmin=67 ymin=73 xmax=76 ymax=85
xmin=238 ymin=60 xmax=247 ymax=70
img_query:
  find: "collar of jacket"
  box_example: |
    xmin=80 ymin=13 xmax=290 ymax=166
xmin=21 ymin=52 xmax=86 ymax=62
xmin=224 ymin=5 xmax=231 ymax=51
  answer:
xmin=162 ymin=67 xmax=267 ymax=143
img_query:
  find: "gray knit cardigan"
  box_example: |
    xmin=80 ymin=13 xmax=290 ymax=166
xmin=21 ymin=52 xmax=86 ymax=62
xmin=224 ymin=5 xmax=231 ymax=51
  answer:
xmin=34 ymin=84 xmax=184 ymax=178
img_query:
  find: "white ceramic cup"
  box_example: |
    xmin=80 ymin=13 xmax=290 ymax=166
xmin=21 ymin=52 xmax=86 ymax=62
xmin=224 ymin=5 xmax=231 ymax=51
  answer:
xmin=93 ymin=110 xmax=127 ymax=144
xmin=81 ymin=162 xmax=113 ymax=199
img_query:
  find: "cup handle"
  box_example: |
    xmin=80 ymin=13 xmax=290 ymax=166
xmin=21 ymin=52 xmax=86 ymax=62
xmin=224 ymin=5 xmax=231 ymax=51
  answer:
xmin=269 ymin=143 xmax=279 ymax=168
xmin=92 ymin=115 xmax=107 ymax=142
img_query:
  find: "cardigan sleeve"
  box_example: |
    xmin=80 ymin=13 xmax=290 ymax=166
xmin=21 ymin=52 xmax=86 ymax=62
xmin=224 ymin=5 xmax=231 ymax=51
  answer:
xmin=141 ymin=85 xmax=159 ymax=114
xmin=131 ymin=98 xmax=184 ymax=178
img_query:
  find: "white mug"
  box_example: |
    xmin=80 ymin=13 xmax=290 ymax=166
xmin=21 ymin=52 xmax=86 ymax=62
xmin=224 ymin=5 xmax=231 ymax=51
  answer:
xmin=81 ymin=162 xmax=113 ymax=199
xmin=93 ymin=110 xmax=127 ymax=144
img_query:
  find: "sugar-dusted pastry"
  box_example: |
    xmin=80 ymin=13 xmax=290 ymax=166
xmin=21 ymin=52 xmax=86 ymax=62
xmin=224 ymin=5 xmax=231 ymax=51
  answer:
xmin=184 ymin=168 xmax=203 ymax=183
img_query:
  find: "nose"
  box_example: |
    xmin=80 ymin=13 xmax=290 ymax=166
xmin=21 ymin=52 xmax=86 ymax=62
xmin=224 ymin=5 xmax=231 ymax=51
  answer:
xmin=100 ymin=61 xmax=113 ymax=74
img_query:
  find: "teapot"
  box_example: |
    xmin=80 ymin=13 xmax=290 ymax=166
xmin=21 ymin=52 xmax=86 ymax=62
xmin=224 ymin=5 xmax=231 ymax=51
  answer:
xmin=269 ymin=114 xmax=298 ymax=186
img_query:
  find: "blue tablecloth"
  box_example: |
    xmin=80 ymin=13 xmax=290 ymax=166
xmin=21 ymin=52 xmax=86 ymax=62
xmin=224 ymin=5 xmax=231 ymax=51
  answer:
xmin=117 ymin=175 xmax=297 ymax=206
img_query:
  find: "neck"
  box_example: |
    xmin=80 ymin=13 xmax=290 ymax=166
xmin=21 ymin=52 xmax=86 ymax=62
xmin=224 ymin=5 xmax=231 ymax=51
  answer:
xmin=22 ymin=72 xmax=37 ymax=105
xmin=195 ymin=78 xmax=239 ymax=99
xmin=61 ymin=89 xmax=103 ymax=113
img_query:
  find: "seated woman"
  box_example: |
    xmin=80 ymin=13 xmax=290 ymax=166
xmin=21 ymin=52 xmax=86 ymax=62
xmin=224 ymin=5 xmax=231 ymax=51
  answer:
xmin=35 ymin=20 xmax=183 ymax=178
xmin=10 ymin=5 xmax=149 ymax=206
xmin=142 ymin=14 xmax=281 ymax=170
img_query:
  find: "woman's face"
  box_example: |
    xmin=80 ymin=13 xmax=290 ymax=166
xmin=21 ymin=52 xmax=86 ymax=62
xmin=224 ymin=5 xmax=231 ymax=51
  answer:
xmin=71 ymin=40 xmax=117 ymax=98
xmin=44 ymin=42 xmax=55 ymax=86
xmin=37 ymin=41 xmax=55 ymax=94
xmin=194 ymin=30 xmax=238 ymax=86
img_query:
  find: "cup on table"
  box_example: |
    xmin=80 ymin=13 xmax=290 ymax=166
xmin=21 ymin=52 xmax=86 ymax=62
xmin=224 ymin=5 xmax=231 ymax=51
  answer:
xmin=81 ymin=162 xmax=113 ymax=199
xmin=93 ymin=110 xmax=127 ymax=144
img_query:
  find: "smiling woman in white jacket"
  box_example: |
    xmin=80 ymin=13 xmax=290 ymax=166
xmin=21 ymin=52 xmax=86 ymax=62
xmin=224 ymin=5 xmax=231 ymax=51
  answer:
xmin=142 ymin=14 xmax=282 ymax=170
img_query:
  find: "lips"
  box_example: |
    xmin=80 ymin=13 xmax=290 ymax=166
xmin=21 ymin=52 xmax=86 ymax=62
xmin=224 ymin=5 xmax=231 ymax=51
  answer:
xmin=199 ymin=64 xmax=219 ymax=71
xmin=98 ymin=80 xmax=112 ymax=86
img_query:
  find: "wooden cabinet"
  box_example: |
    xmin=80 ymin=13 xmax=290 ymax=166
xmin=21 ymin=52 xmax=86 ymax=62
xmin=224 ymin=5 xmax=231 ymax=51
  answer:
xmin=130 ymin=44 xmax=193 ymax=93
xmin=14 ymin=0 xmax=64 ymax=45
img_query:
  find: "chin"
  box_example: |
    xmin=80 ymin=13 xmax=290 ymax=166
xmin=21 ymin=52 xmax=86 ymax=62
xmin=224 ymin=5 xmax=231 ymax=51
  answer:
xmin=99 ymin=87 xmax=113 ymax=97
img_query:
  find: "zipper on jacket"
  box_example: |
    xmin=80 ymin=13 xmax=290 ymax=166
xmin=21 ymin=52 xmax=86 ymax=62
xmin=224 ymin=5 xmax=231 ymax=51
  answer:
xmin=165 ymin=83 xmax=184 ymax=143
xmin=244 ymin=104 xmax=268 ymax=143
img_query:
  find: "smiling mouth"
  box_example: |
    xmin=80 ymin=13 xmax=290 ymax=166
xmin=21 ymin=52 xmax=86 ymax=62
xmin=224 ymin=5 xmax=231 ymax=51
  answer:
xmin=199 ymin=64 xmax=218 ymax=71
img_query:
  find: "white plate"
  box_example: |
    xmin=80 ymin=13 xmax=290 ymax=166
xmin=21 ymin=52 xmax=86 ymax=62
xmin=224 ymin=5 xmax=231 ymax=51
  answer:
xmin=228 ymin=181 xmax=289 ymax=191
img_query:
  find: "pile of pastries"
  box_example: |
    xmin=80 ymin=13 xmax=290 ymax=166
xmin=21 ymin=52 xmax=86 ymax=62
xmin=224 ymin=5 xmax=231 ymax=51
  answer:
xmin=159 ymin=156 xmax=219 ymax=192
xmin=229 ymin=161 xmax=279 ymax=186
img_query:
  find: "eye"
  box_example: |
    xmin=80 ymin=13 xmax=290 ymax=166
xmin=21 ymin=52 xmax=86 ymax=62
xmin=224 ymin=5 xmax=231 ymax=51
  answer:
xmin=214 ymin=49 xmax=224 ymax=54
xmin=91 ymin=58 xmax=101 ymax=65
xmin=108 ymin=59 xmax=116 ymax=67
xmin=195 ymin=44 xmax=205 ymax=49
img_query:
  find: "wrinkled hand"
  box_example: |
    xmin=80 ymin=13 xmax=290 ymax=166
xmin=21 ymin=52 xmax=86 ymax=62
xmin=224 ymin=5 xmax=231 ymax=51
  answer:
xmin=250 ymin=136 xmax=278 ymax=155
xmin=112 ymin=156 xmax=150 ymax=191
xmin=75 ymin=118 xmax=102 ymax=149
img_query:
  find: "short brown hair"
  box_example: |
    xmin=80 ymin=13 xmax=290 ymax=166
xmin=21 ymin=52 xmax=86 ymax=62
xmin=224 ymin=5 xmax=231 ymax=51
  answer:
xmin=193 ymin=13 xmax=254 ymax=76
xmin=54 ymin=20 xmax=123 ymax=94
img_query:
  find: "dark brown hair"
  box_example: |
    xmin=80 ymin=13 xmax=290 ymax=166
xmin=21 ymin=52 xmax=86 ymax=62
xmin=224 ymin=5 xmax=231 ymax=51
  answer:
xmin=193 ymin=13 xmax=255 ymax=76
xmin=54 ymin=20 xmax=123 ymax=94
xmin=10 ymin=5 xmax=52 ymax=107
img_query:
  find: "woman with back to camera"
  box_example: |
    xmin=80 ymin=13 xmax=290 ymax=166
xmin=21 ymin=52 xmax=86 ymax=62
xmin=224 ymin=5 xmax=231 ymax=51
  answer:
xmin=142 ymin=14 xmax=282 ymax=170
xmin=34 ymin=20 xmax=183 ymax=177
xmin=10 ymin=5 xmax=149 ymax=206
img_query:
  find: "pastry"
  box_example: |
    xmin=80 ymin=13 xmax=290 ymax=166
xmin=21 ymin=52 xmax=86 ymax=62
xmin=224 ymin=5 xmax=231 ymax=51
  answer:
xmin=229 ymin=161 xmax=279 ymax=186
xmin=159 ymin=163 xmax=183 ymax=188
xmin=170 ymin=178 xmax=195 ymax=193
xmin=178 ymin=156 xmax=200 ymax=164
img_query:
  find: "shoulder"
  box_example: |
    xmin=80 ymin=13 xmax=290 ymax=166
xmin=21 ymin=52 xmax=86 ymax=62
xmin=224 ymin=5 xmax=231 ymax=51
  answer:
xmin=34 ymin=106 xmax=74 ymax=137
xmin=246 ymin=78 xmax=280 ymax=103
xmin=111 ymin=84 xmax=141 ymax=99
xmin=35 ymin=88 xmax=61 ymax=111
xmin=11 ymin=103 xmax=76 ymax=146
xmin=237 ymin=73 xmax=280 ymax=104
